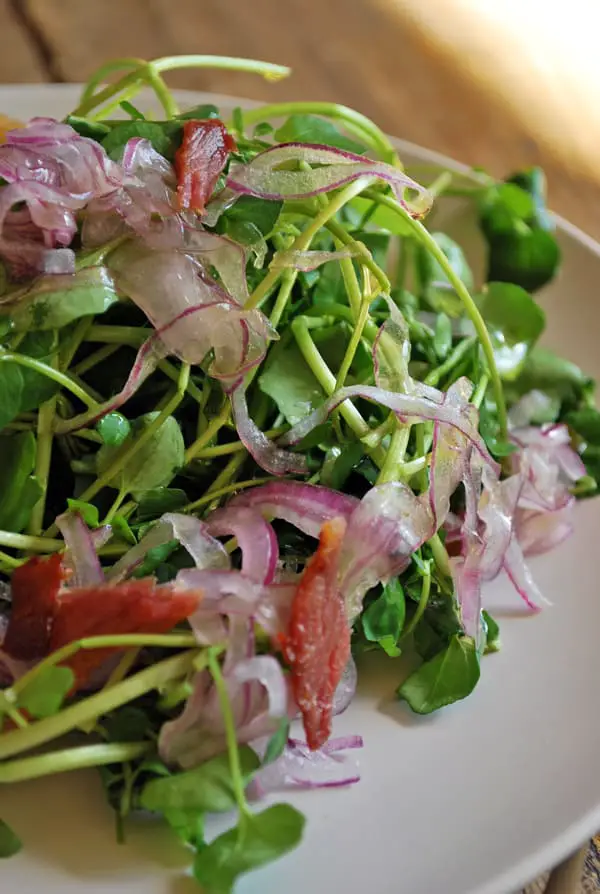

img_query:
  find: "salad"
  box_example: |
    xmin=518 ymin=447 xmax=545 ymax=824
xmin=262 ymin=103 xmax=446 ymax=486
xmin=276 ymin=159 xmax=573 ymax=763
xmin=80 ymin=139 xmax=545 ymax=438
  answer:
xmin=0 ymin=53 xmax=597 ymax=891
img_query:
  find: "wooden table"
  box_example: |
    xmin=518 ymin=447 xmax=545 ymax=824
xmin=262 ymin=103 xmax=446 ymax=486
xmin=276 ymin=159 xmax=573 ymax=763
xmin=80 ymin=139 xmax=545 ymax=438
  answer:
xmin=0 ymin=2 xmax=594 ymax=891
xmin=1 ymin=0 xmax=599 ymax=238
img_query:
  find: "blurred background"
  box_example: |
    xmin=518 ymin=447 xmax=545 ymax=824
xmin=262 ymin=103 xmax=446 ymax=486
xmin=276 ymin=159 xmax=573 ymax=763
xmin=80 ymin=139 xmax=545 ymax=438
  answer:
xmin=1 ymin=0 xmax=598 ymax=236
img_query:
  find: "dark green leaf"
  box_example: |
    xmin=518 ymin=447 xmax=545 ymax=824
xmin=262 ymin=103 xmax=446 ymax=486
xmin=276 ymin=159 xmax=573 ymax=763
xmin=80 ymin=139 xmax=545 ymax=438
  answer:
xmin=110 ymin=514 xmax=136 ymax=544
xmin=0 ymin=820 xmax=22 ymax=858
xmin=97 ymin=413 xmax=185 ymax=497
xmin=119 ymin=100 xmax=145 ymax=120
xmin=141 ymin=747 xmax=260 ymax=816
xmin=0 ymin=363 xmax=24 ymax=431
xmin=479 ymin=182 xmax=536 ymax=239
xmin=97 ymin=412 xmax=131 ymax=447
xmin=416 ymin=233 xmax=473 ymax=317
xmin=512 ymin=346 xmax=589 ymax=401
xmin=507 ymin=167 xmax=553 ymax=231
xmin=102 ymin=121 xmax=181 ymax=161
xmin=274 ymin=114 xmax=366 ymax=154
xmin=482 ymin=610 xmax=501 ymax=654
xmin=14 ymin=331 xmax=60 ymax=412
xmin=565 ymin=408 xmax=600 ymax=445
xmin=219 ymin=195 xmax=282 ymax=238
xmin=263 ymin=717 xmax=290 ymax=766
xmin=9 ymin=267 xmax=119 ymax=332
xmin=362 ymin=578 xmax=405 ymax=657
xmin=253 ymin=122 xmax=274 ymax=137
xmin=131 ymin=539 xmax=179 ymax=578
xmin=397 ymin=634 xmax=480 ymax=714
xmin=64 ymin=115 xmax=111 ymax=140
xmin=321 ymin=441 xmax=365 ymax=490
xmin=259 ymin=341 xmax=326 ymax=425
xmin=135 ymin=487 xmax=189 ymax=521
xmin=178 ymin=103 xmax=220 ymax=120
xmin=66 ymin=498 xmax=100 ymax=528
xmin=104 ymin=706 xmax=151 ymax=743
xmin=193 ymin=804 xmax=305 ymax=894
xmin=0 ymin=432 xmax=42 ymax=532
xmin=487 ymin=229 xmax=560 ymax=292
xmin=478 ymin=282 xmax=545 ymax=379
xmin=18 ymin=666 xmax=74 ymax=718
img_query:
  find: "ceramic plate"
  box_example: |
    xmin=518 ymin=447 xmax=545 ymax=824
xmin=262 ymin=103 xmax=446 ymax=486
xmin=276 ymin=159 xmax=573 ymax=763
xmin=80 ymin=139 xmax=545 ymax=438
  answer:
xmin=2 ymin=85 xmax=600 ymax=894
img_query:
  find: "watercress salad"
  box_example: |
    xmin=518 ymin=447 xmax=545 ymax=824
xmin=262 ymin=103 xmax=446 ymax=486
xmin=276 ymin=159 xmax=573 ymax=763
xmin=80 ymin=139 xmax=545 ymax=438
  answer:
xmin=0 ymin=54 xmax=596 ymax=891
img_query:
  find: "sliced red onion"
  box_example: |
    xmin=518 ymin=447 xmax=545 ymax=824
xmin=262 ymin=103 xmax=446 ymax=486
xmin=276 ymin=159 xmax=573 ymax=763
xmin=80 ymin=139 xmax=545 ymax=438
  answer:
xmin=279 ymin=383 xmax=498 ymax=472
xmin=56 ymin=510 xmax=105 ymax=587
xmin=108 ymin=513 xmax=229 ymax=583
xmin=183 ymin=229 xmax=249 ymax=306
xmin=233 ymin=655 xmax=288 ymax=718
xmin=207 ymin=506 xmax=278 ymax=585
xmin=333 ymin=656 xmax=357 ymax=715
xmin=270 ymin=247 xmax=358 ymax=272
xmin=226 ymin=142 xmax=432 ymax=218
xmin=503 ymin=537 xmax=546 ymax=610
xmin=516 ymin=505 xmax=574 ymax=557
xmin=250 ymin=735 xmax=363 ymax=796
xmin=339 ymin=483 xmax=433 ymax=620
xmin=372 ymin=297 xmax=412 ymax=393
xmin=230 ymin=385 xmax=308 ymax=477
xmin=42 ymin=248 xmax=76 ymax=275
xmin=511 ymin=423 xmax=584 ymax=512
xmin=508 ymin=390 xmax=558 ymax=428
xmin=228 ymin=480 xmax=359 ymax=538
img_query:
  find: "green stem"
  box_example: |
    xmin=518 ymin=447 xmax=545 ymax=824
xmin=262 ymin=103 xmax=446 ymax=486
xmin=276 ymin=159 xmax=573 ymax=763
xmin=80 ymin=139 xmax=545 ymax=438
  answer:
xmin=86 ymin=325 xmax=147 ymax=347
xmin=208 ymin=650 xmax=250 ymax=816
xmin=402 ymin=563 xmax=432 ymax=639
xmin=362 ymin=190 xmax=508 ymax=438
xmin=0 ymin=531 xmax=62 ymax=552
xmin=28 ymin=348 xmax=59 ymax=536
xmin=184 ymin=477 xmax=273 ymax=513
xmin=376 ymin=424 xmax=411 ymax=484
xmin=425 ymin=337 xmax=477 ymax=387
xmin=335 ymin=281 xmax=371 ymax=389
xmin=269 ymin=270 xmax=297 ymax=329
xmin=60 ymin=317 xmax=93 ymax=371
xmin=471 ymin=373 xmax=490 ymax=409
xmin=73 ymin=344 xmax=120 ymax=377
xmin=184 ymin=400 xmax=231 ymax=464
xmin=240 ymin=101 xmax=397 ymax=162
xmin=428 ymin=533 xmax=452 ymax=580
xmin=79 ymin=57 xmax=147 ymax=104
xmin=104 ymin=488 xmax=127 ymax=524
xmin=0 ymin=650 xmax=199 ymax=760
xmin=193 ymin=427 xmax=287 ymax=460
xmin=0 ymin=742 xmax=151 ymax=784
xmin=0 ymin=352 xmax=97 ymax=408
xmin=325 ymin=219 xmax=390 ymax=294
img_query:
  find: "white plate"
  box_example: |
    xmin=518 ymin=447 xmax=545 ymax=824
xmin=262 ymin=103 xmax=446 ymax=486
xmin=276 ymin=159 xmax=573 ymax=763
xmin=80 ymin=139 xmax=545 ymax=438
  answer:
xmin=2 ymin=85 xmax=600 ymax=894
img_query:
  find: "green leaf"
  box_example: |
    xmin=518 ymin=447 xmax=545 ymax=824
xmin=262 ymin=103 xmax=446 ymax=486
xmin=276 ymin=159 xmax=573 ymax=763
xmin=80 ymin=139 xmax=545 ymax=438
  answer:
xmin=219 ymin=195 xmax=282 ymax=238
xmin=97 ymin=412 xmax=131 ymax=447
xmin=565 ymin=408 xmax=600 ymax=445
xmin=362 ymin=578 xmax=405 ymax=657
xmin=512 ymin=346 xmax=589 ymax=401
xmin=8 ymin=267 xmax=119 ymax=332
xmin=478 ymin=281 xmax=545 ymax=379
xmin=0 ymin=819 xmax=22 ymax=859
xmin=110 ymin=514 xmax=136 ymax=544
xmin=65 ymin=115 xmax=111 ymax=140
xmin=274 ymin=114 xmax=366 ymax=154
xmin=135 ymin=487 xmax=188 ymax=521
xmin=141 ymin=747 xmax=260 ymax=816
xmin=263 ymin=717 xmax=290 ymax=766
xmin=104 ymin=706 xmax=151 ymax=742
xmin=0 ymin=363 xmax=24 ymax=432
xmin=416 ymin=232 xmax=474 ymax=317
xmin=97 ymin=413 xmax=185 ymax=497
xmin=397 ymin=634 xmax=480 ymax=714
xmin=321 ymin=441 xmax=365 ymax=490
xmin=487 ymin=229 xmax=560 ymax=293
xmin=13 ymin=331 xmax=61 ymax=412
xmin=0 ymin=432 xmax=42 ymax=532
xmin=482 ymin=610 xmax=501 ymax=654
xmin=259 ymin=341 xmax=326 ymax=425
xmin=348 ymin=198 xmax=414 ymax=236
xmin=178 ymin=103 xmax=220 ymax=120
xmin=507 ymin=167 xmax=553 ymax=231
xmin=433 ymin=312 xmax=452 ymax=360
xmin=193 ymin=804 xmax=305 ymax=894
xmin=479 ymin=182 xmax=536 ymax=239
xmin=18 ymin=666 xmax=74 ymax=718
xmin=102 ymin=121 xmax=181 ymax=161
xmin=131 ymin=538 xmax=179 ymax=578
xmin=119 ymin=100 xmax=145 ymax=120
xmin=66 ymin=498 xmax=100 ymax=528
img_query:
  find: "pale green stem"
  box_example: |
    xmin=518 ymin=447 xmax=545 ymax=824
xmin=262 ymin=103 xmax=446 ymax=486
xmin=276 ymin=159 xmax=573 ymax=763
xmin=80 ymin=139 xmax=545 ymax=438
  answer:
xmin=183 ymin=477 xmax=273 ymax=513
xmin=0 ymin=742 xmax=151 ymax=784
xmin=0 ymin=353 xmax=97 ymax=409
xmin=208 ymin=650 xmax=250 ymax=817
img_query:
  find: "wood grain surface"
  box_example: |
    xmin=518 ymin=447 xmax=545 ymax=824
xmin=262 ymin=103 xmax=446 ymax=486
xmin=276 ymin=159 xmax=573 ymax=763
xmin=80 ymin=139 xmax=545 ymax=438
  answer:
xmin=1 ymin=0 xmax=598 ymax=237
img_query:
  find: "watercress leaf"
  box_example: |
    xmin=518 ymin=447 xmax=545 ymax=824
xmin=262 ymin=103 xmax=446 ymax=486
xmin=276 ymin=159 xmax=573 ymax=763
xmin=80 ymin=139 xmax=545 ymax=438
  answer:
xmin=64 ymin=115 xmax=111 ymax=140
xmin=102 ymin=121 xmax=181 ymax=161
xmin=66 ymin=498 xmax=100 ymax=528
xmin=97 ymin=413 xmax=185 ymax=497
xmin=348 ymin=198 xmax=414 ymax=236
xmin=218 ymin=195 xmax=282 ymax=238
xmin=253 ymin=121 xmax=274 ymax=137
xmin=353 ymin=230 xmax=390 ymax=268
xmin=397 ymin=634 xmax=480 ymax=714
xmin=259 ymin=341 xmax=325 ymax=425
xmin=0 ymin=432 xmax=42 ymax=532
xmin=274 ymin=114 xmax=366 ymax=154
xmin=312 ymin=259 xmax=347 ymax=305
xmin=141 ymin=747 xmax=260 ymax=816
xmin=97 ymin=412 xmax=131 ymax=447
xmin=433 ymin=312 xmax=452 ymax=360
xmin=0 ymin=819 xmax=22 ymax=858
xmin=131 ymin=539 xmax=179 ymax=578
xmin=9 ymin=267 xmax=119 ymax=331
xmin=18 ymin=666 xmax=74 ymax=718
xmin=135 ymin=487 xmax=189 ymax=521
xmin=362 ymin=578 xmax=405 ymax=657
xmin=321 ymin=441 xmax=365 ymax=490
xmin=478 ymin=282 xmax=545 ymax=379
xmin=110 ymin=514 xmax=136 ymax=544
xmin=119 ymin=100 xmax=145 ymax=120
xmin=512 ymin=346 xmax=589 ymax=401
xmin=487 ymin=228 xmax=560 ymax=293
xmin=104 ymin=706 xmax=151 ymax=743
xmin=478 ymin=182 xmax=536 ymax=239
xmin=263 ymin=717 xmax=290 ymax=766
xmin=15 ymin=330 xmax=60 ymax=411
xmin=178 ymin=103 xmax=220 ymax=120
xmin=193 ymin=804 xmax=305 ymax=894
xmin=416 ymin=232 xmax=474 ymax=317
xmin=507 ymin=167 xmax=553 ymax=231
xmin=0 ymin=363 xmax=24 ymax=431
xmin=565 ymin=408 xmax=600 ymax=445
xmin=482 ymin=610 xmax=501 ymax=654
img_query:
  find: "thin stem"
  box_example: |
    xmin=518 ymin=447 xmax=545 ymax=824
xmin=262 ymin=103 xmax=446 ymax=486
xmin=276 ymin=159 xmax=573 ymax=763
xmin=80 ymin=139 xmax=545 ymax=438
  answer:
xmin=79 ymin=57 xmax=147 ymax=104
xmin=208 ymin=650 xmax=250 ymax=817
xmin=425 ymin=337 xmax=477 ymax=387
xmin=60 ymin=317 xmax=93 ymax=371
xmin=402 ymin=563 xmax=432 ymax=639
xmin=0 ymin=650 xmax=199 ymax=760
xmin=73 ymin=343 xmax=120 ymax=377
xmin=0 ymin=352 xmax=97 ymax=408
xmin=28 ymin=349 xmax=59 ymax=536
xmin=193 ymin=427 xmax=287 ymax=460
xmin=376 ymin=424 xmax=411 ymax=485
xmin=428 ymin=533 xmax=452 ymax=580
xmin=183 ymin=477 xmax=273 ymax=513
xmin=104 ymin=488 xmax=127 ymax=524
xmin=184 ymin=400 xmax=231 ymax=464
xmin=269 ymin=270 xmax=297 ymax=329
xmin=335 ymin=276 xmax=371 ymax=389
xmin=471 ymin=373 xmax=489 ymax=409
xmin=325 ymin=219 xmax=390 ymax=294
xmin=0 ymin=531 xmax=62 ymax=552
xmin=0 ymin=742 xmax=151 ymax=784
